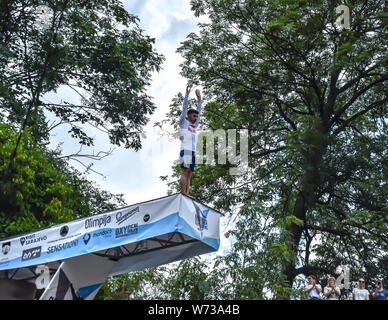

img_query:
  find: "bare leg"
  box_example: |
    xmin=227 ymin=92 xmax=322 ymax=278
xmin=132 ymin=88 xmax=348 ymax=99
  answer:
xmin=186 ymin=169 xmax=192 ymax=195
xmin=180 ymin=167 xmax=193 ymax=195
xmin=180 ymin=167 xmax=189 ymax=195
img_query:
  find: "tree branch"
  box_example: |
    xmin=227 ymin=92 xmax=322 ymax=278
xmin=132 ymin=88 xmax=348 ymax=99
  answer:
xmin=331 ymin=75 xmax=388 ymax=125
xmin=333 ymin=98 xmax=388 ymax=135
xmin=294 ymin=265 xmax=335 ymax=278
xmin=306 ymin=224 xmax=349 ymax=236
xmin=337 ymin=64 xmax=381 ymax=95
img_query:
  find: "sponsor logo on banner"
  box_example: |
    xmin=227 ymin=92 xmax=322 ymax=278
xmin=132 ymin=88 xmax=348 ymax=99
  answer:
xmin=1 ymin=242 xmax=11 ymax=255
xmin=193 ymin=201 xmax=209 ymax=232
xmin=116 ymin=206 xmax=139 ymax=225
xmin=85 ymin=214 xmax=111 ymax=229
xmin=22 ymin=246 xmax=42 ymax=261
xmin=93 ymin=229 xmax=112 ymax=239
xmin=20 ymin=234 xmax=47 ymax=246
xmin=60 ymin=225 xmax=69 ymax=237
xmin=143 ymin=214 xmax=150 ymax=222
xmin=115 ymin=223 xmax=138 ymax=238
xmin=83 ymin=233 xmax=91 ymax=245
xmin=47 ymin=239 xmax=78 ymax=254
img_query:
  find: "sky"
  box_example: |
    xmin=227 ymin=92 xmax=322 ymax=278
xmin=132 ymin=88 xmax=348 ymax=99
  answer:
xmin=44 ymin=0 xmax=232 ymax=256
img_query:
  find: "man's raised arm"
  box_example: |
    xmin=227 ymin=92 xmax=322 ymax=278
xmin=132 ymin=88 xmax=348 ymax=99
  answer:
xmin=194 ymin=89 xmax=202 ymax=127
xmin=179 ymin=85 xmax=191 ymax=127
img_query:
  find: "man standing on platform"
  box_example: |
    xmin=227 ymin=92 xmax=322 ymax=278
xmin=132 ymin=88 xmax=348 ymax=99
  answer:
xmin=179 ymin=85 xmax=202 ymax=196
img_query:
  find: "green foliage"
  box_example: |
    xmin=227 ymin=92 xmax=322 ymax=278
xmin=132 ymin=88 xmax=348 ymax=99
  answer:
xmin=160 ymin=257 xmax=217 ymax=299
xmin=96 ymin=268 xmax=166 ymax=300
xmin=0 ymin=123 xmax=88 ymax=236
xmin=0 ymin=123 xmax=126 ymax=238
xmin=156 ymin=0 xmax=388 ymax=299
xmin=97 ymin=257 xmax=223 ymax=300
xmin=0 ymin=0 xmax=164 ymax=149
xmin=1 ymin=0 xmax=386 ymax=300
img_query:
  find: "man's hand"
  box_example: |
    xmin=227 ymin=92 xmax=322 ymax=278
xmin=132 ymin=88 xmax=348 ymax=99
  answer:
xmin=195 ymin=89 xmax=201 ymax=101
xmin=186 ymin=85 xmax=191 ymax=94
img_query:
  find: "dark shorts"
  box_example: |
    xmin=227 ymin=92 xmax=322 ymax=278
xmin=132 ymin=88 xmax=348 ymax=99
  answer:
xmin=180 ymin=150 xmax=196 ymax=172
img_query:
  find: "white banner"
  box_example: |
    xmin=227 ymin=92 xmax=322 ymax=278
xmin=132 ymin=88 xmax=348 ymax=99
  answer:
xmin=0 ymin=194 xmax=221 ymax=299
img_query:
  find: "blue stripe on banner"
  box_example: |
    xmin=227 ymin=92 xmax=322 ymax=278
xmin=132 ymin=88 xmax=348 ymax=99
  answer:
xmin=76 ymin=283 xmax=103 ymax=299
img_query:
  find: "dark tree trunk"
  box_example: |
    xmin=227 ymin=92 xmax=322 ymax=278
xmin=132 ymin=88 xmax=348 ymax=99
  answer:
xmin=282 ymin=191 xmax=308 ymax=296
xmin=281 ymin=122 xmax=329 ymax=297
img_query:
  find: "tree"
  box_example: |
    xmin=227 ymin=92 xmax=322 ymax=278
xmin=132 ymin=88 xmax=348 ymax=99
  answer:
xmin=0 ymin=122 xmax=126 ymax=237
xmin=96 ymin=257 xmax=221 ymax=300
xmin=0 ymin=0 xmax=164 ymax=188
xmin=0 ymin=120 xmax=127 ymax=300
xmin=95 ymin=267 xmax=166 ymax=300
xmin=161 ymin=0 xmax=387 ymax=298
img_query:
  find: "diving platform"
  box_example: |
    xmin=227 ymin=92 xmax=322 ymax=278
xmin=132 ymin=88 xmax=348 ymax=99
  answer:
xmin=0 ymin=193 xmax=221 ymax=300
